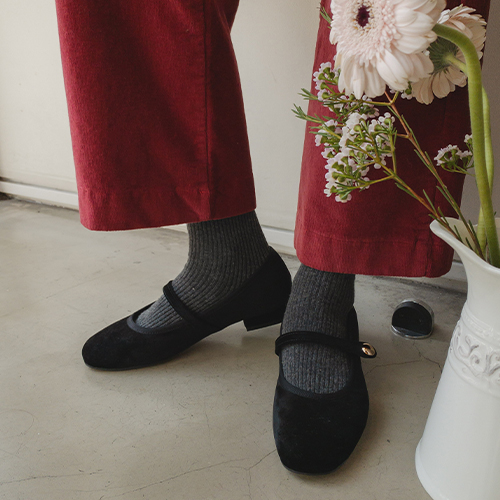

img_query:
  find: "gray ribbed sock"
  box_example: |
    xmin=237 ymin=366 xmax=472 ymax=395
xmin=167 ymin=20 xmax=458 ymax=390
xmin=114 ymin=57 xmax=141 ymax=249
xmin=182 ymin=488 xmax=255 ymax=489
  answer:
xmin=281 ymin=265 xmax=355 ymax=394
xmin=136 ymin=211 xmax=270 ymax=330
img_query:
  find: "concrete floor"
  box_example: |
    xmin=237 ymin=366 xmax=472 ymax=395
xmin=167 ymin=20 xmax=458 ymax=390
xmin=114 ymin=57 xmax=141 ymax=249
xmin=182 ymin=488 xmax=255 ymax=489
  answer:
xmin=0 ymin=198 xmax=467 ymax=500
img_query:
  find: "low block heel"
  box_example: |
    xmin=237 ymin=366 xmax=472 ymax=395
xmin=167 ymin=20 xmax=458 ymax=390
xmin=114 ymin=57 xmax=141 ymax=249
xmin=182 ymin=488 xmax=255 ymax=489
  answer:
xmin=244 ymin=307 xmax=286 ymax=331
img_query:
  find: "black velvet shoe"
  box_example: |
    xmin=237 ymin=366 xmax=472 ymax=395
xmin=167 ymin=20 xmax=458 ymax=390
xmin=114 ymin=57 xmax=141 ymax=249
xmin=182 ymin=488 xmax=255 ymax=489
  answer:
xmin=82 ymin=248 xmax=291 ymax=370
xmin=273 ymin=309 xmax=377 ymax=474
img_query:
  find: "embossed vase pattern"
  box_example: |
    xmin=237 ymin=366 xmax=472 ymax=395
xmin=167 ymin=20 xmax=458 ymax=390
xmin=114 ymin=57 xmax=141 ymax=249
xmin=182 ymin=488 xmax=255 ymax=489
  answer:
xmin=416 ymin=219 xmax=500 ymax=500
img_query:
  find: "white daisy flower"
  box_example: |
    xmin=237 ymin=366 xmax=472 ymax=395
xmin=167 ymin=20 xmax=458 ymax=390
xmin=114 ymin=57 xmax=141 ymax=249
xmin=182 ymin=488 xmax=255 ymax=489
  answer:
xmin=411 ymin=5 xmax=487 ymax=104
xmin=329 ymin=0 xmax=445 ymax=98
xmin=439 ymin=5 xmax=486 ymax=58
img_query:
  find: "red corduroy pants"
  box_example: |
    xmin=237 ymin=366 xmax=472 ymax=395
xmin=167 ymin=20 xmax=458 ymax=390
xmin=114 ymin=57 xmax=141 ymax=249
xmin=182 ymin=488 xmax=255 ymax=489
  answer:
xmin=55 ymin=0 xmax=490 ymax=277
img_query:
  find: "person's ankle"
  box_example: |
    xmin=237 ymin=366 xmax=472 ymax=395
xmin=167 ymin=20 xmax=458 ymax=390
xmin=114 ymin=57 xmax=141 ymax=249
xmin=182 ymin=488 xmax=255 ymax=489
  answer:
xmin=280 ymin=266 xmax=355 ymax=393
xmin=136 ymin=211 xmax=270 ymax=329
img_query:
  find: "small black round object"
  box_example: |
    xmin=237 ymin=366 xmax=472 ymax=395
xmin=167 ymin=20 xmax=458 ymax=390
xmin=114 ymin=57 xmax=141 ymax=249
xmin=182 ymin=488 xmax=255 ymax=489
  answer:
xmin=391 ymin=300 xmax=434 ymax=339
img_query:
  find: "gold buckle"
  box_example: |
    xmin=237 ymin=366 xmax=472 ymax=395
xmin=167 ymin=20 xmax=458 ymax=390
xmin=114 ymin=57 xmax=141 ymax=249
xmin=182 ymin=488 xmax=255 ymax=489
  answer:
xmin=361 ymin=342 xmax=377 ymax=358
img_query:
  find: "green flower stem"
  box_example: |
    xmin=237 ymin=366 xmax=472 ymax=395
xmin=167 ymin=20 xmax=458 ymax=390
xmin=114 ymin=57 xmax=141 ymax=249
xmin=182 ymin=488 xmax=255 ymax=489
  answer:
xmin=476 ymin=90 xmax=495 ymax=250
xmin=445 ymin=53 xmax=495 ymax=250
xmin=390 ymin=97 xmax=483 ymax=255
xmin=445 ymin=53 xmax=467 ymax=73
xmin=482 ymin=88 xmax=495 ymax=191
xmin=445 ymin=54 xmax=495 ymax=191
xmin=434 ymin=24 xmax=500 ymax=267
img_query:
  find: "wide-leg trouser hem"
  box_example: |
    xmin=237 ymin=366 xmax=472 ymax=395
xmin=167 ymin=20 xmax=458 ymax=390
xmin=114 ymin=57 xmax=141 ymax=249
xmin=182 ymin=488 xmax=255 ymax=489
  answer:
xmin=77 ymin=184 xmax=255 ymax=231
xmin=295 ymin=220 xmax=455 ymax=277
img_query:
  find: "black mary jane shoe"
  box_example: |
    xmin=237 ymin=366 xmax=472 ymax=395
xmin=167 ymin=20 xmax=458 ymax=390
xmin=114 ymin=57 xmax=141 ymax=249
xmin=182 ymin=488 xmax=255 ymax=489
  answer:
xmin=82 ymin=248 xmax=291 ymax=370
xmin=273 ymin=308 xmax=377 ymax=475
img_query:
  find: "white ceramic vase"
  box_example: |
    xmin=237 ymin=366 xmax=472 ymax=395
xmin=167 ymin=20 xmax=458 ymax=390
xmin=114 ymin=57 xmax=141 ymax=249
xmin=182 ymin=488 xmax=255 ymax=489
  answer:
xmin=416 ymin=218 xmax=500 ymax=500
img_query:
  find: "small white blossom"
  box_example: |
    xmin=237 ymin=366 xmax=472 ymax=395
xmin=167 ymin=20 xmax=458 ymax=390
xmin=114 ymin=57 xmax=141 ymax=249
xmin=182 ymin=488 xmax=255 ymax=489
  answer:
xmin=317 ymin=89 xmax=329 ymax=101
xmin=321 ymin=148 xmax=335 ymax=159
xmin=315 ymin=62 xmax=332 ymax=75
xmin=378 ymin=112 xmax=394 ymax=125
xmin=313 ymin=62 xmax=334 ymax=90
xmin=339 ymin=129 xmax=351 ymax=149
xmin=333 ymin=152 xmax=346 ymax=164
xmin=368 ymin=119 xmax=379 ymax=134
xmin=333 ymin=95 xmax=349 ymax=110
xmin=335 ymin=194 xmax=352 ymax=203
xmin=345 ymin=112 xmax=367 ymax=130
xmin=435 ymin=144 xmax=460 ymax=164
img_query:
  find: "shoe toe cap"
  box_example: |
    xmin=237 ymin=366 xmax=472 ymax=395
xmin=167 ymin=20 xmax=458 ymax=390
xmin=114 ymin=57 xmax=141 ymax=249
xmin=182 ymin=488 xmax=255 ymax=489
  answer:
xmin=82 ymin=317 xmax=146 ymax=370
xmin=273 ymin=378 xmax=369 ymax=474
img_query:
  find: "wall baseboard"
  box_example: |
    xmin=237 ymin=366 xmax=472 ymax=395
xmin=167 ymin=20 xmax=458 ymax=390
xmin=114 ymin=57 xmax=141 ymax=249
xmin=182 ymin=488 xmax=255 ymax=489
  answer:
xmin=443 ymin=261 xmax=466 ymax=282
xmin=0 ymin=180 xmax=79 ymax=210
xmin=0 ymin=179 xmax=298 ymax=251
xmin=0 ymin=179 xmax=466 ymax=289
xmin=151 ymin=221 xmax=297 ymax=255
xmin=262 ymin=226 xmax=295 ymax=254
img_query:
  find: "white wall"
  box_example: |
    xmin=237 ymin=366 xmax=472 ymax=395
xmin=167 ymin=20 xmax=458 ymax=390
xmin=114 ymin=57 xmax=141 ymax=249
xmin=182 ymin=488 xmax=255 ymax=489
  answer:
xmin=0 ymin=0 xmax=75 ymax=193
xmin=0 ymin=0 xmax=498 ymax=234
xmin=232 ymin=0 xmax=319 ymax=231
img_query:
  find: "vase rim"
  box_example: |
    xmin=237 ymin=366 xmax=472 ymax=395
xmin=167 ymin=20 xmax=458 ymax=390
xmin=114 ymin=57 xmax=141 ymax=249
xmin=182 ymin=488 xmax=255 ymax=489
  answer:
xmin=430 ymin=218 xmax=500 ymax=276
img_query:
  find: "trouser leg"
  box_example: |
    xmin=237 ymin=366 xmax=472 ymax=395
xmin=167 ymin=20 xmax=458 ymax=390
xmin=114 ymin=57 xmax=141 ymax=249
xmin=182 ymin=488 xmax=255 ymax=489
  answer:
xmin=294 ymin=0 xmax=491 ymax=277
xmin=55 ymin=0 xmax=255 ymax=230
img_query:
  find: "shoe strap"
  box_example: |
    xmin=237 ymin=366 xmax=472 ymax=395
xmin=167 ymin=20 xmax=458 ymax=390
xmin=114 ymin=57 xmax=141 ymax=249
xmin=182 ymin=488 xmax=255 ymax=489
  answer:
xmin=275 ymin=331 xmax=377 ymax=359
xmin=163 ymin=281 xmax=217 ymax=330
